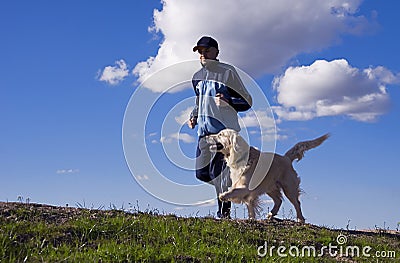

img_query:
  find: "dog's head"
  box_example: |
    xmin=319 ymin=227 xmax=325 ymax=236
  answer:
xmin=206 ymin=129 xmax=250 ymax=168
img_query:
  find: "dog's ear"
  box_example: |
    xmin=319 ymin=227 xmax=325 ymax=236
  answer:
xmin=230 ymin=132 xmax=240 ymax=153
xmin=228 ymin=131 xmax=250 ymax=167
xmin=231 ymin=131 xmax=246 ymax=154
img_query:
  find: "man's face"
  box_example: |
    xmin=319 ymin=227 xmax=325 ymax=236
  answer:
xmin=197 ymin=46 xmax=219 ymax=65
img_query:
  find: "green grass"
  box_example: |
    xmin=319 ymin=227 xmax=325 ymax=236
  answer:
xmin=0 ymin=202 xmax=399 ymax=262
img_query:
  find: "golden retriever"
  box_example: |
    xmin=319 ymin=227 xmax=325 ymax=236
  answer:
xmin=206 ymin=129 xmax=329 ymax=222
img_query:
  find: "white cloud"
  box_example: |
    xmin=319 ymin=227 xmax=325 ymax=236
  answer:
xmin=160 ymin=132 xmax=196 ymax=144
xmin=133 ymin=0 xmax=371 ymax=92
xmin=136 ymin=174 xmax=150 ymax=181
xmin=148 ymin=132 xmax=158 ymax=137
xmin=56 ymin=169 xmax=79 ymax=174
xmin=175 ymin=107 xmax=193 ymax=125
xmin=240 ymin=110 xmax=277 ymax=130
xmin=272 ymin=59 xmax=397 ymax=122
xmin=147 ymin=132 xmax=160 ymax=144
xmin=259 ymin=198 xmax=275 ymax=205
xmin=239 ymin=110 xmax=288 ymax=142
xmin=99 ymin=59 xmax=129 ymax=85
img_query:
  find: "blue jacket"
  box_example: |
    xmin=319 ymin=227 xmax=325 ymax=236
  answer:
xmin=191 ymin=61 xmax=252 ymax=137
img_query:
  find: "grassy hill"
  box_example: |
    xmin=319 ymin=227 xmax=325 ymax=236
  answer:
xmin=0 ymin=202 xmax=398 ymax=262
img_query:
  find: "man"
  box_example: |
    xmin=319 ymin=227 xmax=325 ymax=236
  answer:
xmin=188 ymin=36 xmax=252 ymax=218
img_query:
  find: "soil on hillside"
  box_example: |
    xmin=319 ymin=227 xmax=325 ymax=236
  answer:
xmin=0 ymin=201 xmax=399 ymax=237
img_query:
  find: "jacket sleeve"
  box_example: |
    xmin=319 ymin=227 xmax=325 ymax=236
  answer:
xmin=190 ymin=96 xmax=199 ymax=120
xmin=227 ymin=68 xmax=252 ymax=112
xmin=190 ymin=79 xmax=200 ymax=120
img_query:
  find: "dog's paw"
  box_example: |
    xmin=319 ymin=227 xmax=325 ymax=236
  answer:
xmin=266 ymin=213 xmax=283 ymax=222
xmin=297 ymin=218 xmax=305 ymax=224
xmin=219 ymin=193 xmax=227 ymax=201
xmin=266 ymin=212 xmax=274 ymax=220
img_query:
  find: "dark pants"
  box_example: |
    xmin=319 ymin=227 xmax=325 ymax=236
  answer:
xmin=196 ymin=137 xmax=231 ymax=217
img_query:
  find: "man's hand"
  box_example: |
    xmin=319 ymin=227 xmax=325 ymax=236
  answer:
xmin=187 ymin=117 xmax=197 ymax=129
xmin=215 ymin=93 xmax=229 ymax=107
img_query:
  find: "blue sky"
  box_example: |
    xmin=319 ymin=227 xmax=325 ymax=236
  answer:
xmin=1 ymin=0 xmax=399 ymax=230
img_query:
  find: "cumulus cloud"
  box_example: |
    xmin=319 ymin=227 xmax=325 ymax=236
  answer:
xmin=160 ymin=132 xmax=196 ymax=144
xmin=272 ymin=59 xmax=398 ymax=122
xmin=174 ymin=107 xmax=193 ymax=125
xmin=133 ymin=0 xmax=372 ymax=92
xmin=240 ymin=110 xmax=277 ymax=130
xmin=240 ymin=110 xmax=288 ymax=142
xmin=240 ymin=111 xmax=275 ymax=141
xmin=98 ymin=59 xmax=129 ymax=85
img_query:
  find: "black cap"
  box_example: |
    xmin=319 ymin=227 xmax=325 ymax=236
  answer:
xmin=192 ymin=36 xmax=219 ymax=52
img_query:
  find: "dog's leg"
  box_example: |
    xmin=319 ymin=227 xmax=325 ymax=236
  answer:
xmin=282 ymin=184 xmax=305 ymax=223
xmin=246 ymin=201 xmax=256 ymax=219
xmin=219 ymin=188 xmax=249 ymax=202
xmin=266 ymin=190 xmax=282 ymax=220
xmin=287 ymin=195 xmax=305 ymax=223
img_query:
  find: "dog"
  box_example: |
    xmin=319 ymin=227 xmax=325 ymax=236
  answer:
xmin=206 ymin=129 xmax=329 ymax=222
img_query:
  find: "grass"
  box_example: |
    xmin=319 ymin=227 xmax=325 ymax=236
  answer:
xmin=0 ymin=202 xmax=399 ymax=262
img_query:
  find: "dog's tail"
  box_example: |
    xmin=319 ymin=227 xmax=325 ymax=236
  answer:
xmin=284 ymin=133 xmax=330 ymax=162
